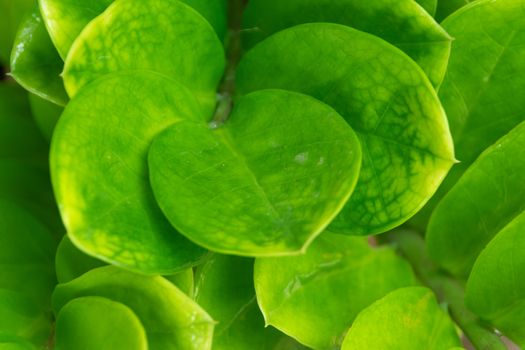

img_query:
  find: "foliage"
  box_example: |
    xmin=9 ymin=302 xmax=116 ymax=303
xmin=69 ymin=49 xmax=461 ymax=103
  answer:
xmin=1 ymin=0 xmax=524 ymax=349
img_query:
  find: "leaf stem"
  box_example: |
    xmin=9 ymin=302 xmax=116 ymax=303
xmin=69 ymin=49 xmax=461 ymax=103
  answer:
xmin=210 ymin=0 xmax=245 ymax=127
xmin=383 ymin=230 xmax=507 ymax=350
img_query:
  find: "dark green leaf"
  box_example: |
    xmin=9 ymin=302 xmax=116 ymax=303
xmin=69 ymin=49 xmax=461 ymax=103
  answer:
xmin=237 ymin=23 xmax=455 ymax=236
xmin=195 ymin=254 xmax=303 ymax=350
xmin=0 ymin=0 xmax=34 ymax=64
xmin=28 ymin=93 xmax=62 ymax=141
xmin=10 ymin=7 xmax=68 ymax=106
xmin=149 ymin=89 xmax=361 ymax=256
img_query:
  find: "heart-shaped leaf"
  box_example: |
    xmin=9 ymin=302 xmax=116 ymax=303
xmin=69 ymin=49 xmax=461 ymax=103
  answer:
xmin=465 ymin=211 xmax=525 ymax=347
xmin=10 ymin=7 xmax=68 ymax=106
xmin=55 ymin=296 xmax=148 ymax=350
xmin=254 ymin=233 xmax=417 ymax=349
xmin=341 ymin=287 xmax=462 ymax=350
xmin=51 ymin=72 xmax=208 ymax=274
xmin=53 ymin=266 xmax=214 ymax=350
xmin=237 ymin=23 xmax=455 ymax=236
xmin=242 ymin=0 xmax=451 ymax=87
xmin=62 ymin=0 xmax=225 ymax=115
xmin=149 ymin=89 xmax=361 ymax=256
xmin=427 ymin=121 xmax=525 ymax=276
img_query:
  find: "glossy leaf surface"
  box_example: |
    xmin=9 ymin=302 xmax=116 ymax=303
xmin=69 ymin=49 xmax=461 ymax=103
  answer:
xmin=194 ymin=254 xmax=305 ymax=350
xmin=465 ymin=211 xmax=525 ymax=346
xmin=242 ymin=0 xmax=451 ymax=87
xmin=341 ymin=287 xmax=462 ymax=350
xmin=414 ymin=0 xmax=525 ymax=227
xmin=55 ymin=296 xmax=147 ymax=350
xmin=51 ymin=72 xmax=207 ymax=274
xmin=62 ymin=0 xmax=224 ymax=115
xmin=10 ymin=7 xmax=68 ymax=106
xmin=254 ymin=233 xmax=417 ymax=349
xmin=149 ymin=89 xmax=361 ymax=256
xmin=237 ymin=24 xmax=455 ymax=236
xmin=53 ymin=266 xmax=214 ymax=350
xmin=0 ymin=0 xmax=34 ymax=64
xmin=428 ymin=121 xmax=525 ymax=276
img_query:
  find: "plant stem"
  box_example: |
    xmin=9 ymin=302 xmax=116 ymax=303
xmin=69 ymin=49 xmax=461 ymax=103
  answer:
xmin=210 ymin=0 xmax=245 ymax=127
xmin=383 ymin=230 xmax=507 ymax=350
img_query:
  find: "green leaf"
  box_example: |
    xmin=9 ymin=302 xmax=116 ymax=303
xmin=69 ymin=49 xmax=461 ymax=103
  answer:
xmin=55 ymin=296 xmax=147 ymax=350
xmin=28 ymin=93 xmax=62 ymax=141
xmin=164 ymin=268 xmax=195 ymax=298
xmin=53 ymin=266 xmax=214 ymax=350
xmin=0 ymin=290 xmax=52 ymax=347
xmin=0 ymin=200 xmax=56 ymax=346
xmin=39 ymin=0 xmax=113 ymax=59
xmin=39 ymin=0 xmax=227 ymax=59
xmin=237 ymin=23 xmax=455 ymax=236
xmin=0 ymin=83 xmax=46 ymax=163
xmin=427 ymin=121 xmax=525 ymax=276
xmin=55 ymin=236 xmax=105 ymax=284
xmin=51 ymin=72 xmax=208 ymax=274
xmin=254 ymin=232 xmax=417 ymax=349
xmin=435 ymin=0 xmax=471 ymax=22
xmin=465 ymin=211 xmax=525 ymax=346
xmin=194 ymin=254 xmax=302 ymax=350
xmin=0 ymin=335 xmax=37 ymax=350
xmin=242 ymin=0 xmax=451 ymax=87
xmin=341 ymin=287 xmax=462 ymax=350
xmin=10 ymin=7 xmax=68 ymax=106
xmin=181 ymin=0 xmax=228 ymax=40
xmin=412 ymin=0 xmax=525 ymax=228
xmin=0 ymin=200 xmax=56 ymax=307
xmin=62 ymin=0 xmax=224 ymax=115
xmin=0 ymin=0 xmax=34 ymax=64
xmin=149 ymin=89 xmax=361 ymax=256
xmin=416 ymin=0 xmax=438 ymax=15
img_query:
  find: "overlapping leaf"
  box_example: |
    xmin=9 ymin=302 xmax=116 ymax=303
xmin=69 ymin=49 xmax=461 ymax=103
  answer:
xmin=61 ymin=0 xmax=225 ymax=115
xmin=53 ymin=266 xmax=214 ymax=350
xmin=242 ymin=0 xmax=451 ymax=87
xmin=254 ymin=233 xmax=417 ymax=349
xmin=55 ymin=296 xmax=148 ymax=350
xmin=428 ymin=121 xmax=525 ymax=276
xmin=149 ymin=90 xmax=361 ymax=256
xmin=194 ymin=254 xmax=306 ymax=349
xmin=412 ymin=0 xmax=525 ymax=228
xmin=237 ymin=23 xmax=455 ymax=236
xmin=51 ymin=72 xmax=208 ymax=273
xmin=10 ymin=7 xmax=67 ymax=106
